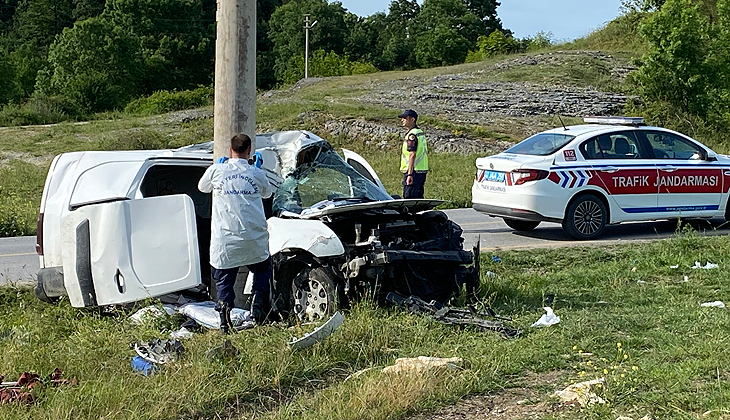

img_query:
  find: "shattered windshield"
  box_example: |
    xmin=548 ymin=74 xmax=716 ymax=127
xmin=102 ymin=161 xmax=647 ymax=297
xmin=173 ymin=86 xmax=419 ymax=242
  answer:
xmin=272 ymin=145 xmax=392 ymax=215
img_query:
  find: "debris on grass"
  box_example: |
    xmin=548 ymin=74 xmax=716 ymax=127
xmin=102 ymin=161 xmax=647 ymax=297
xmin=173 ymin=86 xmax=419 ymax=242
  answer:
xmin=386 ymin=293 xmax=520 ymax=338
xmin=700 ymin=301 xmax=726 ymax=308
xmin=133 ymin=338 xmax=185 ymax=364
xmin=553 ymin=377 xmax=606 ymax=406
xmin=692 ymin=261 xmax=719 ymax=270
xmin=0 ymin=368 xmax=77 ymax=405
xmin=383 ymin=356 xmax=463 ymax=374
xmin=129 ymin=305 xmax=176 ymax=325
xmin=205 ymin=339 xmax=239 ymax=361
xmin=532 ymin=307 xmax=560 ymax=328
xmin=289 ymin=311 xmax=345 ymax=350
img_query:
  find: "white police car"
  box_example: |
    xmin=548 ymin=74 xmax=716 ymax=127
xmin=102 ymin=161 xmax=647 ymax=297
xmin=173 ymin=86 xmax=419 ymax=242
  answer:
xmin=472 ymin=116 xmax=730 ymax=239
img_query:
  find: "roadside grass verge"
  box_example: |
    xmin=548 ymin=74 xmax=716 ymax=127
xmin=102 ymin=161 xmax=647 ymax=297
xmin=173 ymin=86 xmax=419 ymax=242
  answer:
xmin=3 ymin=230 xmax=730 ymax=419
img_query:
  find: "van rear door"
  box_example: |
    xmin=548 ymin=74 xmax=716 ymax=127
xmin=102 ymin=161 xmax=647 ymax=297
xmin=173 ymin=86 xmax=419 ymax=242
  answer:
xmin=61 ymin=194 xmax=201 ymax=307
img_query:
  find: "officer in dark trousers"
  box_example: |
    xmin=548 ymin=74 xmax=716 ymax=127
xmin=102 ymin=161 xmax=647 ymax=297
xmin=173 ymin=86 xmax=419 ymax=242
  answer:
xmin=399 ymin=109 xmax=429 ymax=198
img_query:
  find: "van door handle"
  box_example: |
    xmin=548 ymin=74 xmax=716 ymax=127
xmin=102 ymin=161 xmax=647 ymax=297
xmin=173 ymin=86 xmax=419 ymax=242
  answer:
xmin=660 ymin=166 xmax=678 ymax=173
xmin=724 ymin=171 xmax=730 ymax=176
xmin=115 ymin=269 xmax=125 ymax=293
xmin=600 ymin=167 xmax=619 ymax=173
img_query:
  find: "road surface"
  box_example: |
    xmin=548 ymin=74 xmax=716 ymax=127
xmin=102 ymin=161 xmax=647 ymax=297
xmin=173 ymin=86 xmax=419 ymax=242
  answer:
xmin=1 ymin=209 xmax=727 ymax=285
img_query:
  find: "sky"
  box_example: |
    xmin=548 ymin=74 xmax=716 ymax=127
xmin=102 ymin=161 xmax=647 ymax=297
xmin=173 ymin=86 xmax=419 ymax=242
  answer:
xmin=338 ymin=0 xmax=624 ymax=42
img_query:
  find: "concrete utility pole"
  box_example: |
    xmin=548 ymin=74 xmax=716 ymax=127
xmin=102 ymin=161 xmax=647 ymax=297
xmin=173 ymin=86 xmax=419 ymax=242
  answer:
xmin=213 ymin=0 xmax=257 ymax=159
xmin=304 ymin=14 xmax=318 ymax=79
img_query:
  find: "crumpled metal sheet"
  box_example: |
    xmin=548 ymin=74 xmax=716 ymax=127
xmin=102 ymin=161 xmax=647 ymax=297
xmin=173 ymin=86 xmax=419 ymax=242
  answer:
xmin=289 ymin=311 xmax=345 ymax=350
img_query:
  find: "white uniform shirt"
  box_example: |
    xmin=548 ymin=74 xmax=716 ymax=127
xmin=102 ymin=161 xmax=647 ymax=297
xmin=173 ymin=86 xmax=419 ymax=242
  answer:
xmin=198 ymin=158 xmax=274 ymax=269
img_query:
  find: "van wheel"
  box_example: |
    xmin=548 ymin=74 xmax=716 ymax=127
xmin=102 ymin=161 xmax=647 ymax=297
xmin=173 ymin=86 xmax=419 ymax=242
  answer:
xmin=562 ymin=195 xmax=607 ymax=239
xmin=503 ymin=219 xmax=540 ymax=231
xmin=291 ymin=266 xmax=343 ymax=321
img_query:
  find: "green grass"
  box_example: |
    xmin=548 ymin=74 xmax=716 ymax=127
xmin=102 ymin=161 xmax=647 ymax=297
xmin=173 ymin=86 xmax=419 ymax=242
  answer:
xmin=3 ymin=230 xmax=730 ymax=419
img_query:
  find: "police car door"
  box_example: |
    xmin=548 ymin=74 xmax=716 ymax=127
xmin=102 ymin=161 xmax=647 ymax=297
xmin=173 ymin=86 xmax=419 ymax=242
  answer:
xmin=581 ymin=131 xmax=660 ymax=220
xmin=61 ymin=194 xmax=201 ymax=307
xmin=639 ymin=130 xmax=723 ymax=216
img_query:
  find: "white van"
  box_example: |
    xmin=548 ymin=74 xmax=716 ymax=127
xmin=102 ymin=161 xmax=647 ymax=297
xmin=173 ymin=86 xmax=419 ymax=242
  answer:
xmin=35 ymin=131 xmax=477 ymax=320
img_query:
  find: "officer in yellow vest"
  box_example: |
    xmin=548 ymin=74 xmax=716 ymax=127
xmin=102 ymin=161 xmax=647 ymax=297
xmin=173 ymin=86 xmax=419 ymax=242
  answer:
xmin=399 ymin=109 xmax=428 ymax=198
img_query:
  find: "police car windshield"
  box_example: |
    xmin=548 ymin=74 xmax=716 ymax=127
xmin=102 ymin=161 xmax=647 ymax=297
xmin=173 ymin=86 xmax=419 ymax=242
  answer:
xmin=505 ymin=133 xmax=576 ymax=156
xmin=272 ymin=146 xmax=392 ymax=215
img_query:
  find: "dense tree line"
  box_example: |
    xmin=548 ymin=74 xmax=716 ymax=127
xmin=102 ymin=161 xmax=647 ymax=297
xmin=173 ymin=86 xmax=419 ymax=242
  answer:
xmin=0 ymin=0 xmax=506 ymax=114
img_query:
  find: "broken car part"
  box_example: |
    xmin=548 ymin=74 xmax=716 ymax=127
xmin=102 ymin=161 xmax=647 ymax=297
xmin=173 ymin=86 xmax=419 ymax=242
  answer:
xmin=289 ymin=311 xmax=345 ymax=350
xmin=386 ymin=293 xmax=520 ymax=339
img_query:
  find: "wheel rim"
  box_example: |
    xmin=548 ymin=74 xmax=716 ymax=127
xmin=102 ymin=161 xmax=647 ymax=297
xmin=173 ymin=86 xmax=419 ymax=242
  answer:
xmin=573 ymin=200 xmax=603 ymax=236
xmin=292 ymin=278 xmax=330 ymax=320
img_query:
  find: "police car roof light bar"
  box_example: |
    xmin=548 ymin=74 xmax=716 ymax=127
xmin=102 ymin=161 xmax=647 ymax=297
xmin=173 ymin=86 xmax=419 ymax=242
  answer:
xmin=583 ymin=116 xmax=645 ymax=126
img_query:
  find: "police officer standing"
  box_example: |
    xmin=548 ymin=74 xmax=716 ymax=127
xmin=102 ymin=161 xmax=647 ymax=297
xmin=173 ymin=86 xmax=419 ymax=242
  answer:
xmin=399 ymin=109 xmax=429 ymax=198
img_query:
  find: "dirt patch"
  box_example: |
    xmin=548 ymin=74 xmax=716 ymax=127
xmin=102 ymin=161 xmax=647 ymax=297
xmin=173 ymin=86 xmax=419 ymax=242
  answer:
xmin=405 ymin=371 xmax=578 ymax=420
xmin=0 ymin=151 xmax=52 ymax=167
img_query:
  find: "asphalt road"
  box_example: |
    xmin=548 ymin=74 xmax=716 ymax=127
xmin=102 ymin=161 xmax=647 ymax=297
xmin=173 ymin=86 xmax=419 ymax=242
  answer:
xmin=2 ymin=209 xmax=728 ymax=285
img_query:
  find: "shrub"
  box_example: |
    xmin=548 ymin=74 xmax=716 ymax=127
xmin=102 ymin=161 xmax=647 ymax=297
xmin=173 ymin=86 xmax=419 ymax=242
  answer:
xmin=465 ymin=30 xmax=520 ymax=62
xmin=123 ymin=86 xmax=214 ymax=116
xmin=0 ymin=189 xmax=35 ymax=237
xmin=0 ymin=95 xmax=82 ymax=126
xmin=280 ymin=49 xmax=378 ymax=85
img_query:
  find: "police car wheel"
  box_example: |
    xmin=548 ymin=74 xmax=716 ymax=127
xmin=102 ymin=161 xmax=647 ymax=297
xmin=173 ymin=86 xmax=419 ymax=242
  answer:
xmin=291 ymin=266 xmax=343 ymax=321
xmin=563 ymin=195 xmax=607 ymax=240
xmin=503 ymin=219 xmax=540 ymax=231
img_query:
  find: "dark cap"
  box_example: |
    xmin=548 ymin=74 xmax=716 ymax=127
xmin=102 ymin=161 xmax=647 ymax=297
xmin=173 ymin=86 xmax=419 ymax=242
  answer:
xmin=398 ymin=109 xmax=418 ymax=119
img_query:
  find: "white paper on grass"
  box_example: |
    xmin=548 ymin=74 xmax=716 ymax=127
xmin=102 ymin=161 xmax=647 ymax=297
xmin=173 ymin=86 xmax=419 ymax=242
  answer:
xmin=700 ymin=301 xmax=726 ymax=308
xmin=531 ymin=307 xmax=560 ymax=327
xmin=692 ymin=261 xmax=719 ymax=270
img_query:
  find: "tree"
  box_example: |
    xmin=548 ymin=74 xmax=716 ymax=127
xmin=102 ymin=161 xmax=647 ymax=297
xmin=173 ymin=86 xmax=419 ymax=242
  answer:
xmin=633 ymin=0 xmax=714 ymax=116
xmin=463 ymin=0 xmax=502 ymax=37
xmin=40 ymin=17 xmax=141 ymax=111
xmin=102 ymin=0 xmax=215 ymax=94
xmin=268 ymin=0 xmax=349 ymax=83
xmin=379 ymin=0 xmax=420 ymax=69
xmin=413 ymin=0 xmax=479 ymax=67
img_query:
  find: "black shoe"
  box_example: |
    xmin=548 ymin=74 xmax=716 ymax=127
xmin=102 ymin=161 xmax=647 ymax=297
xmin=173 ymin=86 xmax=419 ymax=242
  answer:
xmin=251 ymin=292 xmax=270 ymax=324
xmin=217 ymin=301 xmax=233 ymax=334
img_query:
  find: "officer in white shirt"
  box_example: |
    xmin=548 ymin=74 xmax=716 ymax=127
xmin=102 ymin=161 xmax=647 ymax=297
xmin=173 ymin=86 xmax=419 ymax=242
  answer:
xmin=198 ymin=134 xmax=275 ymax=331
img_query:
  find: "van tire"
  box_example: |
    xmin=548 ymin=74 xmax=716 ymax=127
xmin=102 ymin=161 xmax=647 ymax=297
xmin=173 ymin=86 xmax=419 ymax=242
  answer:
xmin=290 ymin=266 xmax=344 ymax=321
xmin=562 ymin=195 xmax=607 ymax=240
xmin=503 ymin=219 xmax=540 ymax=231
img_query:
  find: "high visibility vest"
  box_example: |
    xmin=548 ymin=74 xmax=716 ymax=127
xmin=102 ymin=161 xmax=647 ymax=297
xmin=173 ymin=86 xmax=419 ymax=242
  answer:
xmin=400 ymin=127 xmax=428 ymax=173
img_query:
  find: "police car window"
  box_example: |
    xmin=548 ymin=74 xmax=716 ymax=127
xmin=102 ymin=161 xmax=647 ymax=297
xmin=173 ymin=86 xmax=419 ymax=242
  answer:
xmin=505 ymin=133 xmax=575 ymax=156
xmin=643 ymin=131 xmax=702 ymax=160
xmin=581 ymin=132 xmax=643 ymax=159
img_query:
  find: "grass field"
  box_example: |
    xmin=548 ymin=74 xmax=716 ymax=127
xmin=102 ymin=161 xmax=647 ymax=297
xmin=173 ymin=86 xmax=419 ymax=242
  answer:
xmin=2 ymin=229 xmax=730 ymax=419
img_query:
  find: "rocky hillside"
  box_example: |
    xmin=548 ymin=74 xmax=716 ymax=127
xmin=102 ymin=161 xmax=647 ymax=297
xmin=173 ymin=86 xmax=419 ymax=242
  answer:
xmin=260 ymin=50 xmax=636 ymax=156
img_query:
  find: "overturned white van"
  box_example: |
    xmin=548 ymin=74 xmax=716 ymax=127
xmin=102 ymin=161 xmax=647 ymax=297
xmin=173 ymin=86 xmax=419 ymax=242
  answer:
xmin=35 ymin=131 xmax=477 ymax=320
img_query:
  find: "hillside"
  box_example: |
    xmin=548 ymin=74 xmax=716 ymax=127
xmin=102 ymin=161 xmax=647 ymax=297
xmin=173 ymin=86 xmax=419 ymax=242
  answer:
xmin=0 ymin=43 xmax=638 ymax=236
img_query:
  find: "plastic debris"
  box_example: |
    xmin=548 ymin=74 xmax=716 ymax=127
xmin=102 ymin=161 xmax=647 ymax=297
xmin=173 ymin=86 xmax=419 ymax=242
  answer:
xmin=485 ymin=271 xmax=498 ymax=277
xmin=670 ymin=264 xmax=679 ymax=269
xmin=554 ymin=377 xmax=606 ymax=406
xmin=701 ymin=301 xmax=726 ymax=308
xmin=129 ymin=305 xmax=176 ymax=325
xmin=134 ymin=338 xmax=185 ymax=364
xmin=631 ymin=267 xmax=637 ymax=272
xmin=169 ymin=327 xmax=194 ymax=340
xmin=683 ymin=276 xmax=689 ymax=282
xmin=637 ymin=280 xmax=647 ymax=284
xmin=491 ymin=255 xmax=502 ymax=263
xmin=177 ymin=301 xmax=254 ymax=331
xmin=289 ymin=311 xmax=345 ymax=350
xmin=382 ymin=356 xmax=462 ymax=374
xmin=131 ymin=356 xmax=158 ymax=376
xmin=532 ymin=307 xmax=560 ymax=327
xmin=692 ymin=261 xmax=719 ymax=270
